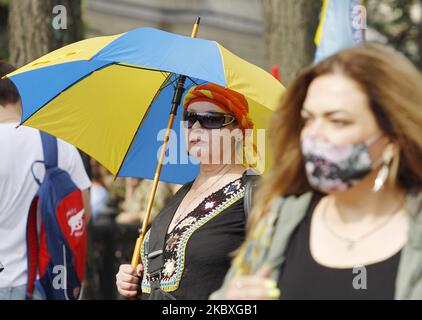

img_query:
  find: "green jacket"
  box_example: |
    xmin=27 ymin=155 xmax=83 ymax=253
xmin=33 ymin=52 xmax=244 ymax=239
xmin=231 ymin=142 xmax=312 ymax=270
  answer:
xmin=210 ymin=191 xmax=422 ymax=300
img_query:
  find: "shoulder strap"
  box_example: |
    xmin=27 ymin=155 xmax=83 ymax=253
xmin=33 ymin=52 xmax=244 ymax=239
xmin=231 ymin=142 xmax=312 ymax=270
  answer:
xmin=40 ymin=131 xmax=58 ymax=169
xmin=243 ymin=169 xmax=260 ymax=220
xmin=146 ymin=181 xmax=193 ymax=291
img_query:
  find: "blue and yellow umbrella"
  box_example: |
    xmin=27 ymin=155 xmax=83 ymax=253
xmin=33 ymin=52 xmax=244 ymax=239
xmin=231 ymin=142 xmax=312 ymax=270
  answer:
xmin=5 ymin=19 xmax=284 ymax=272
xmin=6 ymin=22 xmax=284 ymax=183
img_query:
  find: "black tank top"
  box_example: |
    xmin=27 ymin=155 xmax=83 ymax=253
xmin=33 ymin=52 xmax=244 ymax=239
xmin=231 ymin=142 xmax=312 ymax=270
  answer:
xmin=140 ymin=173 xmax=249 ymax=300
xmin=277 ymin=194 xmax=402 ymax=300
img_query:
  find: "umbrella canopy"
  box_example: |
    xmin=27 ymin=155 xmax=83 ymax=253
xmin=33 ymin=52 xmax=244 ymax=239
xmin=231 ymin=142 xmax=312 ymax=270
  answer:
xmin=5 ymin=27 xmax=285 ymax=184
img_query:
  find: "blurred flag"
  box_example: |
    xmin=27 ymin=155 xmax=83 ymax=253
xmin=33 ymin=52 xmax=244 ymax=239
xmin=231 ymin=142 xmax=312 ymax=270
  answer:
xmin=314 ymin=0 xmax=366 ymax=63
xmin=271 ymin=65 xmax=281 ymax=82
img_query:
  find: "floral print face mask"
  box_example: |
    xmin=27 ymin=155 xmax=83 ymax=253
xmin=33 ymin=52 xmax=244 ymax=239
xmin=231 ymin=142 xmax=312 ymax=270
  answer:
xmin=301 ymin=132 xmax=382 ymax=193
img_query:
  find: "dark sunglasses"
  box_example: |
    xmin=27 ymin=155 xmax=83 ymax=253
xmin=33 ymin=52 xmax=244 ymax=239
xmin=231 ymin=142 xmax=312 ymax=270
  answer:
xmin=182 ymin=111 xmax=236 ymax=129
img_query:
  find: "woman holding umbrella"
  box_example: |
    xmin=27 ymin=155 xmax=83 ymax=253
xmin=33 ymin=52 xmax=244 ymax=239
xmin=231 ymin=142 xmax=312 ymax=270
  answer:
xmin=4 ymin=22 xmax=284 ymax=300
xmin=116 ymin=83 xmax=260 ymax=300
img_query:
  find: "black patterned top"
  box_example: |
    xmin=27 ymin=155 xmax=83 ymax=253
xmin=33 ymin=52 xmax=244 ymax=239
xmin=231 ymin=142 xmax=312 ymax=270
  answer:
xmin=140 ymin=173 xmax=248 ymax=300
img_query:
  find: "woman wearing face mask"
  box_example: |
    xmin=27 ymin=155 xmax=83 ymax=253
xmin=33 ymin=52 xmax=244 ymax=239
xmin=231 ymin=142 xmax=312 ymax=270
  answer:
xmin=210 ymin=43 xmax=422 ymax=300
xmin=116 ymin=83 xmax=258 ymax=300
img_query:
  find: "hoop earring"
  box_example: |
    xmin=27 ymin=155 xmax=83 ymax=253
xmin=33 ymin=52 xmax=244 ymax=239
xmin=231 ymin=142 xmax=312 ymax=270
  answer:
xmin=373 ymin=144 xmax=394 ymax=192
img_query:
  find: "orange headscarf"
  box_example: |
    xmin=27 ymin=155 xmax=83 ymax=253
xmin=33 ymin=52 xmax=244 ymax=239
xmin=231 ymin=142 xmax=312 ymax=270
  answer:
xmin=183 ymin=83 xmax=254 ymax=133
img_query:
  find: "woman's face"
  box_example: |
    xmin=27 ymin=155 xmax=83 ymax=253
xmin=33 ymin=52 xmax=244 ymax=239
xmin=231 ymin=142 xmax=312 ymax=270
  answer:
xmin=185 ymin=101 xmax=240 ymax=165
xmin=301 ymin=74 xmax=388 ymax=159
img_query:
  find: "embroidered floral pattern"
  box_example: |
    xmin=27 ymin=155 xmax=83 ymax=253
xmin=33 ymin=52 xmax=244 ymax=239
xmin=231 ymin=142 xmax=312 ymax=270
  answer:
xmin=204 ymin=201 xmax=215 ymax=210
xmin=176 ymin=216 xmax=197 ymax=230
xmin=163 ymin=258 xmax=177 ymax=278
xmin=141 ymin=177 xmax=245 ymax=293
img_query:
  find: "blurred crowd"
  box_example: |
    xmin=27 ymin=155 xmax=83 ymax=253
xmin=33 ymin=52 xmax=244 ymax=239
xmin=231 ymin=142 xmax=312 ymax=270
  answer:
xmin=88 ymin=159 xmax=180 ymax=225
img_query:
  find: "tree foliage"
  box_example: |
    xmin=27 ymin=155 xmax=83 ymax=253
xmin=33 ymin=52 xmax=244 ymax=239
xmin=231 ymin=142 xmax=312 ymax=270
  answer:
xmin=367 ymin=0 xmax=422 ymax=68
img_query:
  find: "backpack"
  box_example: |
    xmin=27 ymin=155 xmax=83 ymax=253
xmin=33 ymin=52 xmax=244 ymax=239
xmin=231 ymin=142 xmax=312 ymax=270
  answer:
xmin=26 ymin=131 xmax=87 ymax=300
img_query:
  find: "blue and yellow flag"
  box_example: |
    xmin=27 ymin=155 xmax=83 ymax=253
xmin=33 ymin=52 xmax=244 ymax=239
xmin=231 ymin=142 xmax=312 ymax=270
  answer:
xmin=314 ymin=0 xmax=366 ymax=63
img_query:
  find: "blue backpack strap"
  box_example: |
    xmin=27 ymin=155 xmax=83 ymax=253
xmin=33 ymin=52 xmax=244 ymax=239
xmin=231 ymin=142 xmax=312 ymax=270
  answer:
xmin=40 ymin=131 xmax=58 ymax=169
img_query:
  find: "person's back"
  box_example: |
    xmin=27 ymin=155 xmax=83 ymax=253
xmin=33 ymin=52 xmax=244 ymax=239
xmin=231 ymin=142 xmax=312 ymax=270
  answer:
xmin=0 ymin=61 xmax=91 ymax=299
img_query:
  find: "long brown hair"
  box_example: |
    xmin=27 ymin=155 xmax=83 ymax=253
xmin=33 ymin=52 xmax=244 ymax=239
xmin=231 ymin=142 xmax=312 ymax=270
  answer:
xmin=247 ymin=43 xmax=422 ymax=234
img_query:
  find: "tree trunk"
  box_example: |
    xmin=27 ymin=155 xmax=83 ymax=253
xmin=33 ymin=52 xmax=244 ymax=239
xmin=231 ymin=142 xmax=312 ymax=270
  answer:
xmin=8 ymin=0 xmax=82 ymax=67
xmin=262 ymin=0 xmax=322 ymax=85
xmin=8 ymin=0 xmax=91 ymax=177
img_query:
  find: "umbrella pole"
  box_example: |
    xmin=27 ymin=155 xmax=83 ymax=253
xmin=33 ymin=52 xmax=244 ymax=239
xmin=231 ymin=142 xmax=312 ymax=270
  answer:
xmin=129 ymin=17 xmax=201 ymax=295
